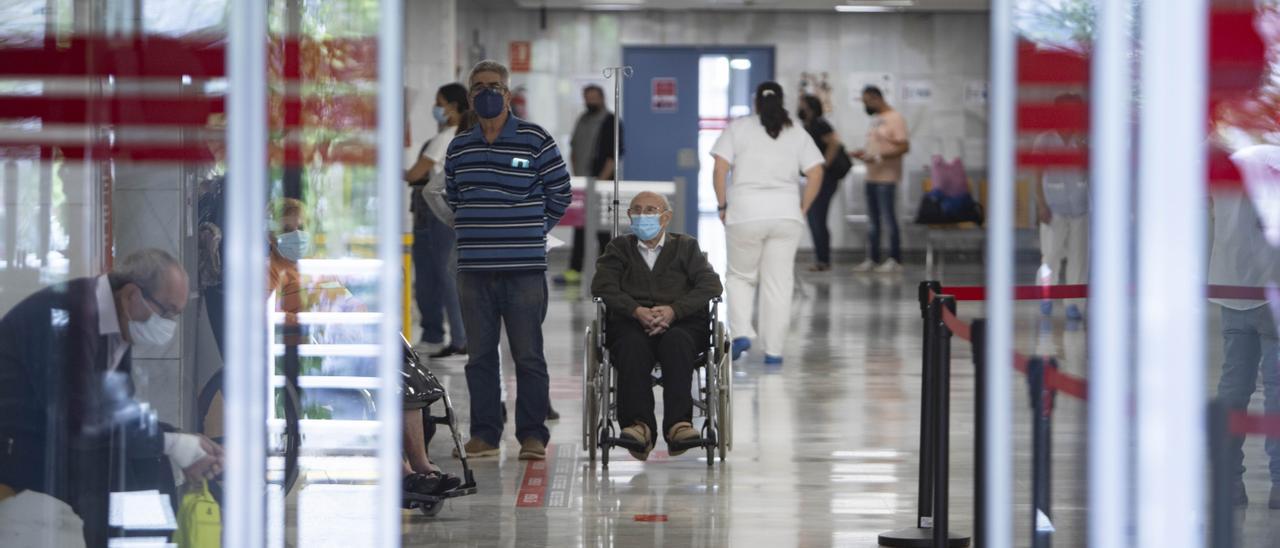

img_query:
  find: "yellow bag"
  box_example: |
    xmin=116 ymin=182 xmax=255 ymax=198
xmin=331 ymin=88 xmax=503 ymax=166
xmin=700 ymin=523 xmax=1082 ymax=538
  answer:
xmin=172 ymin=480 xmax=221 ymax=548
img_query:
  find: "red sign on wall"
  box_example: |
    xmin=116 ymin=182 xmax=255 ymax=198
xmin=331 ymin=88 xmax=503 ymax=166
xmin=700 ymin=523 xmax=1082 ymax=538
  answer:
xmin=509 ymin=41 xmax=531 ymax=73
xmin=651 ymin=77 xmax=677 ymax=113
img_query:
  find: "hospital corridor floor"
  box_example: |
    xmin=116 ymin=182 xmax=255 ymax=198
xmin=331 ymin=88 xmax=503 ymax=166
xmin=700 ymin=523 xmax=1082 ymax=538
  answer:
xmin=373 ymin=264 xmax=1277 ymax=548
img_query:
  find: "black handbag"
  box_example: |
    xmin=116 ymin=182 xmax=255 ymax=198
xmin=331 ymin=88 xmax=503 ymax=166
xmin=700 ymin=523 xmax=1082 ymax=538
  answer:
xmin=828 ymin=147 xmax=853 ymax=181
xmin=402 ymin=338 xmax=446 ymax=407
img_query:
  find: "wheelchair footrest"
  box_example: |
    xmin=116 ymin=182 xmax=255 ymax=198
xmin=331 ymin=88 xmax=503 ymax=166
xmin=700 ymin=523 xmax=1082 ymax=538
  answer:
xmin=602 ymin=436 xmax=648 ymax=453
xmin=667 ymin=435 xmax=715 ymax=454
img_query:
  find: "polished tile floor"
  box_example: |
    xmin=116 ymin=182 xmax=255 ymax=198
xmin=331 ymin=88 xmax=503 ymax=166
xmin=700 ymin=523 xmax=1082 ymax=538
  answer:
xmin=259 ymin=233 xmax=1280 ymax=547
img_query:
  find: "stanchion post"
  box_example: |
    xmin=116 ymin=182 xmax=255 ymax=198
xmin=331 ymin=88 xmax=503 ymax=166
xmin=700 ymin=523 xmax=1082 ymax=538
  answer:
xmin=880 ymin=282 xmax=956 ymax=548
xmin=970 ymin=319 xmax=987 ymax=548
xmin=931 ymin=295 xmax=957 ymax=548
xmin=919 ymin=281 xmax=942 ymax=525
xmin=1027 ymin=357 xmax=1057 ymax=548
xmin=1208 ymin=399 xmax=1234 ymax=548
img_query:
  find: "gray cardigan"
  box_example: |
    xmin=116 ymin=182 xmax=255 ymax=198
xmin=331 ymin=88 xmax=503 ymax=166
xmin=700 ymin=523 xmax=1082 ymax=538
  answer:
xmin=591 ymin=232 xmax=724 ymax=321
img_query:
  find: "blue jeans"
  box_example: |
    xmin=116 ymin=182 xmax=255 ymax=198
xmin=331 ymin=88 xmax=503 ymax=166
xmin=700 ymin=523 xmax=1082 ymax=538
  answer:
xmin=458 ymin=270 xmax=549 ymax=445
xmin=1218 ymin=306 xmax=1280 ymax=484
xmin=413 ymin=213 xmax=466 ymax=347
xmin=865 ymin=182 xmax=901 ymax=263
xmin=806 ymin=172 xmax=841 ymax=265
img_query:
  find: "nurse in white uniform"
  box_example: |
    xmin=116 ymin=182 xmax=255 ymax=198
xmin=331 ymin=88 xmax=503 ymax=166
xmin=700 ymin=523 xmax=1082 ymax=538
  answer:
xmin=711 ymin=81 xmax=824 ymax=365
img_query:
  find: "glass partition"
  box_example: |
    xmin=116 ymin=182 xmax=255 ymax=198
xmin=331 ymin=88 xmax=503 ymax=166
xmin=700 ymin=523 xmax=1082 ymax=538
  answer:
xmin=0 ymin=0 xmax=404 ymax=546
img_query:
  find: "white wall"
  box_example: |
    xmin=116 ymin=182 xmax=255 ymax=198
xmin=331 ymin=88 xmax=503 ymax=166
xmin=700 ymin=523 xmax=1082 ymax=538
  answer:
xmin=404 ymin=0 xmax=458 ymax=231
xmin=454 ymin=7 xmax=989 ymax=252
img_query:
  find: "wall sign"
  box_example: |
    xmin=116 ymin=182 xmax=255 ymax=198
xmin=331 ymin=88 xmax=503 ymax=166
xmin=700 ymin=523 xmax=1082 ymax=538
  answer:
xmin=509 ymin=41 xmax=531 ymax=73
xmin=651 ymin=77 xmax=678 ymax=113
xmin=901 ymin=80 xmax=935 ymax=104
xmin=964 ymin=80 xmax=989 ymax=108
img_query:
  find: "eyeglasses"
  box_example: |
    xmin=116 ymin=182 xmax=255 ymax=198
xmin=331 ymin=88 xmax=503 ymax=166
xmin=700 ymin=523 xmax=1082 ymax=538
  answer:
xmin=140 ymin=290 xmax=181 ymax=320
xmin=470 ymin=82 xmax=507 ymax=94
xmin=628 ymin=206 xmax=667 ymax=216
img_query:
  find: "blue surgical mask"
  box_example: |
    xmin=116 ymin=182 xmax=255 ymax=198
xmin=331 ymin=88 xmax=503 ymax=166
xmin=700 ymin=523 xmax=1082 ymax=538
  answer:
xmin=473 ymin=88 xmax=506 ymax=119
xmin=630 ymin=214 xmax=663 ymax=241
xmin=432 ymin=105 xmax=448 ymax=124
xmin=275 ymin=230 xmax=311 ymax=262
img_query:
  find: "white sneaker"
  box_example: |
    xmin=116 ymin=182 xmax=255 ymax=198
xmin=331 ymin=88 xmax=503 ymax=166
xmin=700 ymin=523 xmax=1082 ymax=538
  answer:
xmin=874 ymin=260 xmax=903 ymax=274
xmin=852 ymin=259 xmax=878 ymax=273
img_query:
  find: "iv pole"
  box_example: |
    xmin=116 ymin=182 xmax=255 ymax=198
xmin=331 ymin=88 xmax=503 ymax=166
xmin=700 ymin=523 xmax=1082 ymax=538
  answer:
xmin=603 ymin=66 xmax=632 ymax=238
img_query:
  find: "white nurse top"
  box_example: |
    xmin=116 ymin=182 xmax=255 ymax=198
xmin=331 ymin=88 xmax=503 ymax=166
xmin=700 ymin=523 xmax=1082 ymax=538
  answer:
xmin=711 ymin=115 xmax=824 ymax=225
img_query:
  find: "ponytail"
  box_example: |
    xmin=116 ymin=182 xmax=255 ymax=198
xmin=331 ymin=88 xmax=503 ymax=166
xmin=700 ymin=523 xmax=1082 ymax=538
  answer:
xmin=438 ymin=82 xmax=474 ymax=132
xmin=755 ymin=81 xmax=791 ymax=139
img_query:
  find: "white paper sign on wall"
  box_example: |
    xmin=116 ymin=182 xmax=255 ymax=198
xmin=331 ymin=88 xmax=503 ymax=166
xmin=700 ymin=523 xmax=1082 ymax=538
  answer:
xmin=964 ymin=80 xmax=988 ymax=108
xmin=900 ymin=80 xmax=934 ymax=104
xmin=848 ymin=72 xmax=895 ymax=108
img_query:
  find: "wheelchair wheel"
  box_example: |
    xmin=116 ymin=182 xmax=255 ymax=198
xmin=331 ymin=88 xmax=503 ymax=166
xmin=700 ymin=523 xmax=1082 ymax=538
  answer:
xmin=714 ymin=322 xmax=732 ymax=455
xmin=703 ymin=354 xmax=718 ymax=467
xmin=718 ymin=355 xmax=731 ymax=460
xmin=417 ymin=500 xmax=444 ymax=517
xmin=583 ymin=322 xmax=600 ymax=462
xmin=599 ymin=351 xmax=613 ymax=469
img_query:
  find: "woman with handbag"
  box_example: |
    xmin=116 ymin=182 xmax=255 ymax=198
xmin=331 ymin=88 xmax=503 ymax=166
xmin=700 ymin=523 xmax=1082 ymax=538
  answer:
xmin=798 ymin=94 xmax=851 ymax=272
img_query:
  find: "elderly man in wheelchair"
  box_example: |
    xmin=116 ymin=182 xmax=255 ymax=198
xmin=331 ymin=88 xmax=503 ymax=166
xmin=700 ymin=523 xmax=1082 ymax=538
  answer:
xmin=589 ymin=191 xmax=726 ymax=462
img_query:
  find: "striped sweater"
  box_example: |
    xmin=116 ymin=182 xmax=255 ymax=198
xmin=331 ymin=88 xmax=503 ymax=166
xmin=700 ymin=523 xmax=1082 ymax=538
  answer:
xmin=444 ymin=115 xmax=573 ymax=271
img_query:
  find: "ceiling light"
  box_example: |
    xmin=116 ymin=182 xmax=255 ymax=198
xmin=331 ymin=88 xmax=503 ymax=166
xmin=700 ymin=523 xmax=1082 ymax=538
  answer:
xmin=835 ymin=5 xmax=893 ymax=11
xmin=835 ymin=0 xmax=914 ymax=12
xmin=729 ymin=58 xmax=752 ymax=70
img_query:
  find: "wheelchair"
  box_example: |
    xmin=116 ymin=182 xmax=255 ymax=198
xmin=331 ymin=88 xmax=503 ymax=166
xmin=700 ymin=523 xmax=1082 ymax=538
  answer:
xmin=582 ymin=297 xmax=733 ymax=467
xmin=400 ymin=334 xmax=477 ymax=516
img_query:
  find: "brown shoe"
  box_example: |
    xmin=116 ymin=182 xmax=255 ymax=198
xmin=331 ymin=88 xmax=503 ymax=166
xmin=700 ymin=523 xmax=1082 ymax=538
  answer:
xmin=452 ymin=438 xmax=500 ymax=458
xmin=518 ymin=438 xmax=546 ymax=461
xmin=620 ymin=422 xmax=653 ymax=461
xmin=666 ymin=421 xmax=700 ymax=457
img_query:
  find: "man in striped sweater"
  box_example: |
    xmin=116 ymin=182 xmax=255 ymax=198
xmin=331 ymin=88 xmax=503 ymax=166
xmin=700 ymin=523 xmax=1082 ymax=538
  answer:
xmin=444 ymin=60 xmax=572 ymax=461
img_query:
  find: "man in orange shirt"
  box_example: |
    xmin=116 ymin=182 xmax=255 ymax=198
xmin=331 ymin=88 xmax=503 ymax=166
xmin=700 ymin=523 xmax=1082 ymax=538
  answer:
xmin=852 ymin=85 xmax=910 ymax=273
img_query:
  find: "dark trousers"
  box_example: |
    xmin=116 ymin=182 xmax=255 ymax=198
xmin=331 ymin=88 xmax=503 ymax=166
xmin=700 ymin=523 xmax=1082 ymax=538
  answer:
xmin=458 ymin=270 xmax=550 ymax=445
xmin=1218 ymin=306 xmax=1280 ymax=484
xmin=413 ymin=213 xmax=466 ymax=347
xmin=609 ymin=315 xmax=710 ymax=443
xmin=806 ymin=172 xmax=842 ymax=265
xmin=865 ymin=182 xmax=902 ymax=263
xmin=568 ymin=228 xmax=612 ymax=272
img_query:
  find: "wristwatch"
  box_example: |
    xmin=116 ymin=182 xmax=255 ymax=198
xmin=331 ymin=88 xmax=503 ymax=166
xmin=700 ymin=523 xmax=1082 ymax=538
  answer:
xmin=717 ymin=203 xmax=728 ymax=211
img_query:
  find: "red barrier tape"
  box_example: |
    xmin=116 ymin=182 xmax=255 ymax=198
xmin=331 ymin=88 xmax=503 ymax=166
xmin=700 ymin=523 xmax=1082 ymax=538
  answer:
xmin=945 ymin=285 xmax=1089 ymax=301
xmin=941 ymin=307 xmax=972 ymax=342
xmin=930 ymin=289 xmax=1090 ymax=401
xmin=1228 ymin=411 xmax=1280 ymax=437
xmin=1045 ymin=367 xmax=1089 ymax=400
xmin=944 ymin=284 xmax=1271 ymax=302
xmin=1207 ymin=285 xmax=1270 ymax=300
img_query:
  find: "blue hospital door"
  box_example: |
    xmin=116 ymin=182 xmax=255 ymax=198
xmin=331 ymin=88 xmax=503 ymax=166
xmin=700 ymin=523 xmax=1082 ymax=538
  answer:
xmin=622 ymin=46 xmax=775 ymax=238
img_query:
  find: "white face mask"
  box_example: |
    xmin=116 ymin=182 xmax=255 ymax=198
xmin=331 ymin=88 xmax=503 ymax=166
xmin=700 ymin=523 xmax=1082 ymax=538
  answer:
xmin=130 ymin=295 xmax=178 ymax=347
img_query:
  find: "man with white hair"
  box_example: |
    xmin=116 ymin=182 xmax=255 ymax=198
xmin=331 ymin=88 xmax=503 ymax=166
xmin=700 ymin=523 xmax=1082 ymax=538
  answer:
xmin=0 ymin=248 xmax=222 ymax=546
xmin=445 ymin=60 xmax=572 ymax=461
xmin=591 ymin=191 xmax=724 ymax=461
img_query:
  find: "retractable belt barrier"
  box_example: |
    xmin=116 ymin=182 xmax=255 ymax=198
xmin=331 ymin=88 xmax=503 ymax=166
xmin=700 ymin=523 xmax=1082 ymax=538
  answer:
xmin=921 ymin=280 xmax=1280 ymax=548
xmin=1210 ymin=398 xmax=1280 ymax=546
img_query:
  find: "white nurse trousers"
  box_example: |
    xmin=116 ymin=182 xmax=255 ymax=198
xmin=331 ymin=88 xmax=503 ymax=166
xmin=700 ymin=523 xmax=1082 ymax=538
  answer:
xmin=1038 ymin=213 xmax=1089 ymax=305
xmin=726 ymin=219 xmax=804 ymax=357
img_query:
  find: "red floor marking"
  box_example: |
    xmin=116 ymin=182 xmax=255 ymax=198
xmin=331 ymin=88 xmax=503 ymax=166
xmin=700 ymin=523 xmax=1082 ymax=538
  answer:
xmin=515 ymin=445 xmax=552 ymax=508
xmin=634 ymin=514 xmax=669 ymax=522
